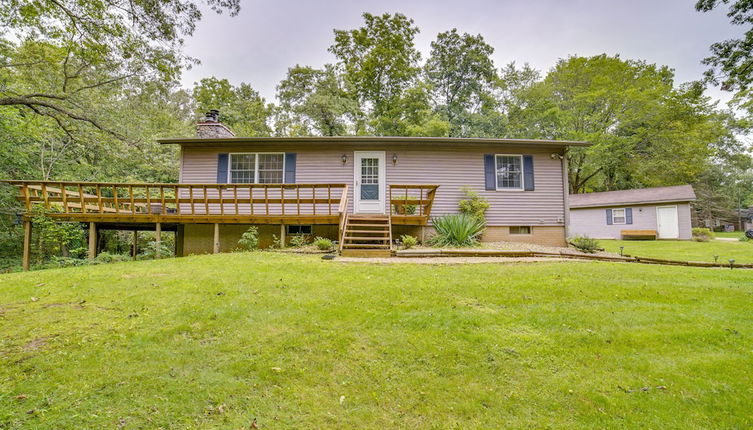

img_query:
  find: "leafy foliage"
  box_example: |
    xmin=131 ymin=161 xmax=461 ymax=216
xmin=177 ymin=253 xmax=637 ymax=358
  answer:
xmin=400 ymin=234 xmax=418 ymax=249
xmin=569 ymin=236 xmax=601 ymax=254
xmin=237 ymin=226 xmax=260 ymax=251
xmin=430 ymin=213 xmax=486 ymax=247
xmin=458 ymin=187 xmax=490 ymax=221
xmin=289 ymin=234 xmax=310 ymax=248
xmin=692 ymin=227 xmax=716 ymax=242
xmin=313 ymin=237 xmax=334 ymax=251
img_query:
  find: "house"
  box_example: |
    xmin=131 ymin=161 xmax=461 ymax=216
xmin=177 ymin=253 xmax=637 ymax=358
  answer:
xmin=6 ymin=112 xmax=588 ymax=268
xmin=569 ymin=185 xmax=696 ymax=240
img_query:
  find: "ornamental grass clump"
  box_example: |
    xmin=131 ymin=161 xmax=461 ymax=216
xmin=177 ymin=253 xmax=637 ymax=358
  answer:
xmin=429 ymin=213 xmax=486 ymax=247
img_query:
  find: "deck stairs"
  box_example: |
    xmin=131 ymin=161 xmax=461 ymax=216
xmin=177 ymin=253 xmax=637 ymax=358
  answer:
xmin=340 ymin=214 xmax=392 ymax=257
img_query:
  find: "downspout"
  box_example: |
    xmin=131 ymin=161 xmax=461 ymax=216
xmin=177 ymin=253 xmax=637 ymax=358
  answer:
xmin=561 ymin=148 xmax=570 ymax=239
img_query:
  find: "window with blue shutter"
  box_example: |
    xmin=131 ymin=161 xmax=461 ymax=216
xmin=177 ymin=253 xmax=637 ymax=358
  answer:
xmin=284 ymin=153 xmax=296 ymax=183
xmin=216 ymin=153 xmax=229 ymax=183
xmin=483 ymin=154 xmax=495 ymax=191
xmin=523 ymin=155 xmax=534 ymax=191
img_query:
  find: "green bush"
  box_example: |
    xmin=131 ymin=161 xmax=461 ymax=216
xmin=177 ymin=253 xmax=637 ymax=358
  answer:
xmin=140 ymin=241 xmax=172 ymax=259
xmin=400 ymin=234 xmax=418 ymax=249
xmin=740 ymin=234 xmax=750 ymax=242
xmin=94 ymin=252 xmax=131 ymax=264
xmin=691 ymin=227 xmax=715 ymax=242
xmin=429 ymin=213 xmax=486 ymax=247
xmin=458 ymin=187 xmax=490 ymax=221
xmin=569 ymin=236 xmax=600 ymax=254
xmin=393 ymin=195 xmax=418 ymax=215
xmin=313 ymin=237 xmax=334 ymax=250
xmin=270 ymin=234 xmax=283 ymax=249
xmin=289 ymin=234 xmax=310 ymax=248
xmin=237 ymin=226 xmax=260 ymax=250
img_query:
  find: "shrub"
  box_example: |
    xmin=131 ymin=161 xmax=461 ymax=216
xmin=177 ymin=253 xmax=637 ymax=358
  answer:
xmin=740 ymin=234 xmax=750 ymax=242
xmin=458 ymin=187 xmax=490 ymax=221
xmin=289 ymin=234 xmax=310 ymax=248
xmin=400 ymin=234 xmax=418 ymax=249
xmin=429 ymin=213 xmax=486 ymax=247
xmin=393 ymin=196 xmax=417 ymax=215
xmin=140 ymin=241 xmax=172 ymax=259
xmin=691 ymin=227 xmax=715 ymax=242
xmin=569 ymin=236 xmax=600 ymax=254
xmin=94 ymin=252 xmax=131 ymax=264
xmin=313 ymin=237 xmax=334 ymax=250
xmin=237 ymin=226 xmax=260 ymax=251
xmin=270 ymin=234 xmax=283 ymax=249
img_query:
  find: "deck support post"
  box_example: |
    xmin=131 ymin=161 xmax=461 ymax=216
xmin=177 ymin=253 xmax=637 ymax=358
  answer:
xmin=88 ymin=222 xmax=97 ymax=260
xmin=155 ymin=223 xmax=162 ymax=259
xmin=132 ymin=230 xmax=138 ymax=260
xmin=22 ymin=220 xmax=32 ymax=271
xmin=213 ymin=223 xmax=220 ymax=254
xmin=280 ymin=223 xmax=286 ymax=247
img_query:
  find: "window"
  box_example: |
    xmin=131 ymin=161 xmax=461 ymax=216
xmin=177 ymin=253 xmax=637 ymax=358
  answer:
xmin=229 ymin=153 xmax=284 ymax=184
xmin=509 ymin=226 xmax=531 ymax=235
xmin=612 ymin=208 xmax=626 ymax=224
xmin=495 ymin=155 xmax=523 ymax=190
xmin=287 ymin=225 xmax=312 ymax=235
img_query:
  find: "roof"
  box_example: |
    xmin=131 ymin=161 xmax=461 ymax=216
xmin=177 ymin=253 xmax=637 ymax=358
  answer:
xmin=157 ymin=135 xmax=591 ymax=147
xmin=569 ymin=185 xmax=697 ymax=209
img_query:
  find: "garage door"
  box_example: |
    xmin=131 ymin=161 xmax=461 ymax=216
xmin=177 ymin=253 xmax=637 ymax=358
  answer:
xmin=656 ymin=206 xmax=679 ymax=239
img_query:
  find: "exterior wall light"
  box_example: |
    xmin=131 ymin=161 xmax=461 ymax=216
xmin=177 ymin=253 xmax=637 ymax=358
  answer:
xmin=341 ymin=154 xmax=347 ymax=165
xmin=392 ymin=154 xmax=398 ymax=165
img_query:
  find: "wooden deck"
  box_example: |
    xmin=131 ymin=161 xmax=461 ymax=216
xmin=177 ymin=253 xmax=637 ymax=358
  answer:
xmin=3 ymin=180 xmax=440 ymax=269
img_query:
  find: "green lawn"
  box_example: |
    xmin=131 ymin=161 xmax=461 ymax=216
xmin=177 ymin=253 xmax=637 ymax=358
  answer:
xmin=1 ymin=254 xmax=752 ymax=428
xmin=601 ymin=239 xmax=753 ymax=263
xmin=713 ymin=231 xmax=746 ymax=238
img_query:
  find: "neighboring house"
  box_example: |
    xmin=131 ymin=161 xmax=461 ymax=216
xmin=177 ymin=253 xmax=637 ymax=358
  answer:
xmin=569 ymin=185 xmax=697 ymax=240
xmin=5 ymin=112 xmax=588 ymax=267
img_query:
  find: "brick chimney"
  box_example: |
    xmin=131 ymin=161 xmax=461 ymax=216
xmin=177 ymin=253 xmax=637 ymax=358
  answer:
xmin=196 ymin=109 xmax=235 ymax=138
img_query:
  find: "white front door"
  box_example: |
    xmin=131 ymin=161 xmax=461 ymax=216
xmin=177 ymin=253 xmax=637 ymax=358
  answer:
xmin=353 ymin=151 xmax=386 ymax=214
xmin=656 ymin=206 xmax=679 ymax=239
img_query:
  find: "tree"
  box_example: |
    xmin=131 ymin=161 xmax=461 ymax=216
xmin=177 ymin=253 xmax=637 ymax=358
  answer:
xmin=509 ymin=55 xmax=733 ymax=194
xmin=696 ymin=0 xmax=753 ymax=91
xmin=193 ymin=77 xmax=272 ymax=136
xmin=0 ymin=0 xmax=239 ymax=140
xmin=425 ymin=29 xmax=498 ymax=137
xmin=329 ymin=13 xmax=421 ymax=135
xmin=275 ymin=64 xmax=359 ymax=136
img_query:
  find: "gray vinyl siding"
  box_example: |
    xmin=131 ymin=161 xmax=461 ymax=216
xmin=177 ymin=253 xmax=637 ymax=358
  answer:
xmin=179 ymin=143 xmax=567 ymax=226
xmin=569 ymin=203 xmax=693 ymax=239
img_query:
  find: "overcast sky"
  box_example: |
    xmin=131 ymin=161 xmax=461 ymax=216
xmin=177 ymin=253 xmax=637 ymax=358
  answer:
xmin=180 ymin=0 xmax=743 ymax=107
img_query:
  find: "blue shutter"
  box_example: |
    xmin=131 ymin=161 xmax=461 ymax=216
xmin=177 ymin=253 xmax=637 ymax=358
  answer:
xmin=284 ymin=153 xmax=296 ymax=184
xmin=484 ymin=154 xmax=496 ymax=191
xmin=217 ymin=153 xmax=229 ymax=183
xmin=626 ymin=208 xmax=633 ymax=225
xmin=523 ymin=155 xmax=535 ymax=191
xmin=606 ymin=209 xmax=613 ymax=225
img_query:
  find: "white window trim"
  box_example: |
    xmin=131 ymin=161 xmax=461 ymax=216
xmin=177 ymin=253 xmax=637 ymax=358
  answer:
xmin=494 ymin=154 xmax=524 ymax=191
xmin=228 ymin=152 xmax=285 ymax=184
xmin=612 ymin=208 xmax=627 ymax=225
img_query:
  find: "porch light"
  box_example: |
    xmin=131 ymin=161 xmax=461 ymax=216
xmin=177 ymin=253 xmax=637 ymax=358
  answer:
xmin=341 ymin=154 xmax=347 ymax=165
xmin=392 ymin=153 xmax=398 ymax=165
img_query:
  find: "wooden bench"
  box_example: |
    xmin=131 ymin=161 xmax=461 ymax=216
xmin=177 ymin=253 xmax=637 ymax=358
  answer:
xmin=621 ymin=229 xmax=657 ymax=240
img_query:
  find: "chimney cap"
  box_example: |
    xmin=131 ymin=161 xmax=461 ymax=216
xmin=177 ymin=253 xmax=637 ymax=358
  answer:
xmin=204 ymin=109 xmax=220 ymax=123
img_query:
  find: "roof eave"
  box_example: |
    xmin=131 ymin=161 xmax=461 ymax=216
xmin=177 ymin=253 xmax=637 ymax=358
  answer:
xmin=157 ymin=136 xmax=591 ymax=147
xmin=570 ymin=198 xmax=697 ymax=209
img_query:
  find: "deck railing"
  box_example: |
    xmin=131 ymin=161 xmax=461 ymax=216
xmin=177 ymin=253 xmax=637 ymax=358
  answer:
xmin=389 ymin=184 xmax=439 ymax=223
xmin=5 ymin=180 xmax=349 ymax=223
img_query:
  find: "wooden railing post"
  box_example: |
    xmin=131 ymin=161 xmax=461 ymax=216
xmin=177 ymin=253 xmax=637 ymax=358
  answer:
xmin=88 ymin=222 xmax=97 ymax=260
xmin=155 ymin=223 xmax=162 ymax=259
xmin=22 ymin=220 xmax=31 ymax=271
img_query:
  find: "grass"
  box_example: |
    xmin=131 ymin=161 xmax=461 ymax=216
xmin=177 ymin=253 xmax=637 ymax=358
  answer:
xmin=714 ymin=231 xmax=747 ymax=239
xmin=1 ymin=253 xmax=752 ymax=428
xmin=600 ymin=239 xmax=753 ymax=263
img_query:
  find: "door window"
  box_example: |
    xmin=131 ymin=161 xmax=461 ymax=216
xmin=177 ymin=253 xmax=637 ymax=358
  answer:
xmin=360 ymin=158 xmax=379 ymax=200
